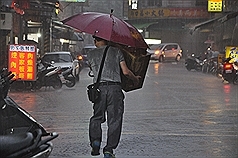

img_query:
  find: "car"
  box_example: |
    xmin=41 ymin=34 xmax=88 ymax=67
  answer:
xmin=41 ymin=51 xmax=80 ymax=81
xmin=147 ymin=43 xmax=183 ymax=62
xmin=77 ymin=45 xmax=96 ymax=67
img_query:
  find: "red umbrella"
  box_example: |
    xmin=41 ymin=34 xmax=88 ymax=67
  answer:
xmin=62 ymin=12 xmax=148 ymax=49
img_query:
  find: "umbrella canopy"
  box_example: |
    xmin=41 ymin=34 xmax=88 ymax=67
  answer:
xmin=62 ymin=12 xmax=148 ymax=49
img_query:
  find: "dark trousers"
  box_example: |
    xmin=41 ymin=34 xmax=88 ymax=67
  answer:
xmin=89 ymin=84 xmax=125 ymax=153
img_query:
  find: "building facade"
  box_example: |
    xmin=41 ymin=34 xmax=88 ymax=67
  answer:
xmin=0 ymin=0 xmax=82 ymax=69
xmin=125 ymin=0 xmax=238 ymax=56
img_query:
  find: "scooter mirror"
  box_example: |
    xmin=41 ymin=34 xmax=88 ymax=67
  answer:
xmin=73 ymin=59 xmax=78 ymax=64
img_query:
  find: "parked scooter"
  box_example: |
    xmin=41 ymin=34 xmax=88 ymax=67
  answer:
xmin=58 ymin=67 xmax=76 ymax=88
xmin=0 ymin=69 xmax=58 ymax=158
xmin=185 ymin=53 xmax=203 ymax=71
xmin=201 ymin=51 xmax=221 ymax=76
xmin=221 ymin=58 xmax=238 ymax=84
xmin=202 ymin=58 xmax=220 ymax=75
xmin=33 ymin=61 xmax=62 ymax=90
xmin=232 ymin=60 xmax=238 ymax=85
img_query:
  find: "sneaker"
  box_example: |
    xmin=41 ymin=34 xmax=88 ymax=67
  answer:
xmin=104 ymin=151 xmax=115 ymax=158
xmin=91 ymin=141 xmax=100 ymax=156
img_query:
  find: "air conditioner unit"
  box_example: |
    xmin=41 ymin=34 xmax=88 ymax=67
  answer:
xmin=0 ymin=12 xmax=12 ymax=30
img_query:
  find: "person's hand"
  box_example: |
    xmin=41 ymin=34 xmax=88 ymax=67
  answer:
xmin=133 ymin=75 xmax=141 ymax=86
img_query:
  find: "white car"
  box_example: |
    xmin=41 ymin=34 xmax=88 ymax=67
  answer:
xmin=147 ymin=43 xmax=183 ymax=62
xmin=41 ymin=51 xmax=80 ymax=81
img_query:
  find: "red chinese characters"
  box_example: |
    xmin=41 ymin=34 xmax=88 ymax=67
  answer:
xmin=8 ymin=45 xmax=37 ymax=81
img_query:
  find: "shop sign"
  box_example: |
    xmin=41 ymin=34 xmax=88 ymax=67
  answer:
xmin=225 ymin=46 xmax=238 ymax=63
xmin=208 ymin=0 xmax=222 ymax=12
xmin=8 ymin=45 xmax=37 ymax=81
xmin=128 ymin=8 xmax=209 ymax=19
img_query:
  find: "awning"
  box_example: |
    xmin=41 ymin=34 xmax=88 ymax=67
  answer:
xmin=219 ymin=11 xmax=238 ymax=23
xmin=128 ymin=22 xmax=158 ymax=30
xmin=189 ymin=17 xmax=220 ymax=34
xmin=190 ymin=11 xmax=238 ymax=34
xmin=53 ymin=20 xmax=77 ymax=31
xmin=52 ymin=21 xmax=83 ymax=41
xmin=53 ymin=30 xmax=83 ymax=41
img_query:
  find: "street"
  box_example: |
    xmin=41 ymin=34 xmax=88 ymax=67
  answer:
xmin=9 ymin=59 xmax=238 ymax=158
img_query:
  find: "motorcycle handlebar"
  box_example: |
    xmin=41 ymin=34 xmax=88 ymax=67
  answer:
xmin=0 ymin=68 xmax=15 ymax=99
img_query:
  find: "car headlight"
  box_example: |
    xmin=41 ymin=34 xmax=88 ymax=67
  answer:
xmin=77 ymin=55 xmax=83 ymax=60
xmin=155 ymin=50 xmax=160 ymax=55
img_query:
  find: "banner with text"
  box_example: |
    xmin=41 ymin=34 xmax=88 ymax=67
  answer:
xmin=128 ymin=8 xmax=209 ymax=19
xmin=8 ymin=45 xmax=37 ymax=81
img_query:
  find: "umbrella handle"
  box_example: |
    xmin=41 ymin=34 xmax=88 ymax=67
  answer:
xmin=88 ymin=70 xmax=94 ymax=77
xmin=110 ymin=9 xmax=114 ymax=17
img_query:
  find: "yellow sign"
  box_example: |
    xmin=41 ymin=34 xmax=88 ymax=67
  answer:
xmin=225 ymin=46 xmax=238 ymax=63
xmin=208 ymin=0 xmax=222 ymax=12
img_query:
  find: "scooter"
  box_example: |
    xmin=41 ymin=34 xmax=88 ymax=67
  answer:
xmin=72 ymin=59 xmax=81 ymax=82
xmin=0 ymin=69 xmax=58 ymax=158
xmin=221 ymin=58 xmax=237 ymax=84
xmin=185 ymin=53 xmax=203 ymax=71
xmin=33 ymin=61 xmax=62 ymax=90
xmin=58 ymin=67 xmax=76 ymax=88
xmin=232 ymin=60 xmax=238 ymax=85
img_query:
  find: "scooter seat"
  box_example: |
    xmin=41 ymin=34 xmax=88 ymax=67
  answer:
xmin=0 ymin=132 xmax=34 ymax=157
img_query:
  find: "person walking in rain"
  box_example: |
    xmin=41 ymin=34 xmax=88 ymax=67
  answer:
xmin=87 ymin=36 xmax=141 ymax=158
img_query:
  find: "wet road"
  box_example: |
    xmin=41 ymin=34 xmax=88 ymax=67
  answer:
xmin=9 ymin=59 xmax=238 ymax=158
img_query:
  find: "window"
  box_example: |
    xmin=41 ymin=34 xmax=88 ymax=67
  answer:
xmin=139 ymin=0 xmax=162 ymax=8
xmin=148 ymin=0 xmax=162 ymax=7
xmin=42 ymin=54 xmax=72 ymax=63
xmin=165 ymin=45 xmax=178 ymax=50
xmin=223 ymin=0 xmax=237 ymax=11
xmin=196 ymin=0 xmax=207 ymax=6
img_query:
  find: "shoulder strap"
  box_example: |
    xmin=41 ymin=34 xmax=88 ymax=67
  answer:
xmin=95 ymin=45 xmax=110 ymax=84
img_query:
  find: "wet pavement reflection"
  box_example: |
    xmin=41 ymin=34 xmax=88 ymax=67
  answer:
xmin=8 ymin=60 xmax=237 ymax=158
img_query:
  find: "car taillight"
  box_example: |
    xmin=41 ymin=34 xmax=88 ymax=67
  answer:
xmin=224 ymin=63 xmax=233 ymax=70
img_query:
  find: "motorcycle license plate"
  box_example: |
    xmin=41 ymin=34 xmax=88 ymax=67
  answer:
xmin=225 ymin=70 xmax=232 ymax=73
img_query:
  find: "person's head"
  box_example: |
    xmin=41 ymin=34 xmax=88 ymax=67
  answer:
xmin=93 ymin=35 xmax=108 ymax=47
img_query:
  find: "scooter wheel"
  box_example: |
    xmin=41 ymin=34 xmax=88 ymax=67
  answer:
xmin=202 ymin=65 xmax=207 ymax=73
xmin=65 ymin=77 xmax=76 ymax=88
xmin=185 ymin=63 xmax=191 ymax=71
xmin=186 ymin=67 xmax=191 ymax=71
xmin=75 ymin=72 xmax=79 ymax=82
xmin=159 ymin=56 xmax=164 ymax=62
xmin=34 ymin=81 xmax=42 ymax=90
xmin=233 ymin=75 xmax=238 ymax=85
xmin=53 ymin=79 xmax=62 ymax=89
